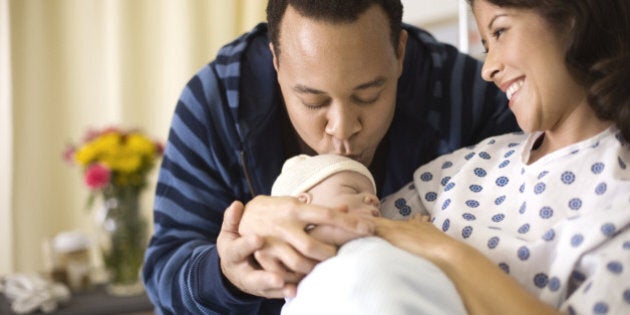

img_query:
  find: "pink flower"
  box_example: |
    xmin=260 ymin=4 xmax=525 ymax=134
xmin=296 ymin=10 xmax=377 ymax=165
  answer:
xmin=155 ymin=142 xmax=164 ymax=155
xmin=84 ymin=164 xmax=111 ymax=190
xmin=62 ymin=145 xmax=76 ymax=165
xmin=82 ymin=128 xmax=102 ymax=143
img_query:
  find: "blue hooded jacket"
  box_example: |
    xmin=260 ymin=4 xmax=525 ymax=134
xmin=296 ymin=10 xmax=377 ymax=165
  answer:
xmin=143 ymin=23 xmax=518 ymax=314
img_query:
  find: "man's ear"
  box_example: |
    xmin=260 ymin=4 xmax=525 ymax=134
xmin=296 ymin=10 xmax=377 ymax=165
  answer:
xmin=297 ymin=192 xmax=312 ymax=204
xmin=396 ymin=29 xmax=408 ymax=77
xmin=269 ymin=43 xmax=279 ymax=71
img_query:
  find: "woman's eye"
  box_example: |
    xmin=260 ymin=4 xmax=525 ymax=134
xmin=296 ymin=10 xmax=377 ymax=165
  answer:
xmin=483 ymin=27 xmax=507 ymax=54
xmin=492 ymin=27 xmax=506 ymax=39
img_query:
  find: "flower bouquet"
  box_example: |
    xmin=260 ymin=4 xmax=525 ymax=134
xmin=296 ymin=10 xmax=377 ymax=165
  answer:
xmin=64 ymin=126 xmax=163 ymax=295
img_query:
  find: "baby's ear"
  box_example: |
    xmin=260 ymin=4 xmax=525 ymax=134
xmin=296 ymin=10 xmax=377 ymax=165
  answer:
xmin=297 ymin=192 xmax=312 ymax=204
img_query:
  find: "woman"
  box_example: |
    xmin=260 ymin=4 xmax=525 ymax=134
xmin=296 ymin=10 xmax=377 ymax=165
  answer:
xmin=375 ymin=0 xmax=629 ymax=314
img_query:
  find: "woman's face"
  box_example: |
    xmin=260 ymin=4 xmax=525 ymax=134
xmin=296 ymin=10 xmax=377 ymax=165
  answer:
xmin=473 ymin=0 xmax=587 ymax=133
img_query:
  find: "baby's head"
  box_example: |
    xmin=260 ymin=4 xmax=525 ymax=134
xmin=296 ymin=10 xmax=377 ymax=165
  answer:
xmin=272 ymin=154 xmax=380 ymax=217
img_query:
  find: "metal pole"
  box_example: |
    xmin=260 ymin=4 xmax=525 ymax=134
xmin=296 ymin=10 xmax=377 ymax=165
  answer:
xmin=458 ymin=0 xmax=469 ymax=53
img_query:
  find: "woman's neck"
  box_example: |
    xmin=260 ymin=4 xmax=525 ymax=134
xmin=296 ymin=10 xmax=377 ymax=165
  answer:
xmin=528 ymin=119 xmax=613 ymax=164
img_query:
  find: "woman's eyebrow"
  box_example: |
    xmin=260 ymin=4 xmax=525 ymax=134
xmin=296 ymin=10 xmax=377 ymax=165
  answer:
xmin=487 ymin=14 xmax=508 ymax=30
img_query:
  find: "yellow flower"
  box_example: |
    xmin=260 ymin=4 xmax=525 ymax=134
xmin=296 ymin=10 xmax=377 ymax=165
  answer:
xmin=126 ymin=133 xmax=156 ymax=158
xmin=66 ymin=126 xmax=163 ymax=192
xmin=107 ymin=152 xmax=142 ymax=173
xmin=94 ymin=133 xmax=122 ymax=156
xmin=74 ymin=144 xmax=97 ymax=166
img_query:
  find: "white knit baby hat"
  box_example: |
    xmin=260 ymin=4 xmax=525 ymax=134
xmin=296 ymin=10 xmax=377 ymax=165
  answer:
xmin=271 ymin=154 xmax=376 ymax=197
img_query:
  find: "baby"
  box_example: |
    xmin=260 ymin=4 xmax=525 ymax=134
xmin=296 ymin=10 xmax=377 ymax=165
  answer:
xmin=272 ymin=154 xmax=466 ymax=315
xmin=271 ymin=153 xmax=381 ymax=246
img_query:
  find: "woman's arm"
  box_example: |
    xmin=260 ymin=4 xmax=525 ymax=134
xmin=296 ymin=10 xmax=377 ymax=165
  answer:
xmin=375 ymin=216 xmax=564 ymax=315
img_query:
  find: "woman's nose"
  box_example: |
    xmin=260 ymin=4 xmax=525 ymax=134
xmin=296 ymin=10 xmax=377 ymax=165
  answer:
xmin=481 ymin=49 xmax=502 ymax=82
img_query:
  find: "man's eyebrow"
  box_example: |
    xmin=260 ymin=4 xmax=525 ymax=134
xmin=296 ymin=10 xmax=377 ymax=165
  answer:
xmin=354 ymin=76 xmax=386 ymax=90
xmin=292 ymin=76 xmax=387 ymax=95
xmin=293 ymin=84 xmax=325 ymax=95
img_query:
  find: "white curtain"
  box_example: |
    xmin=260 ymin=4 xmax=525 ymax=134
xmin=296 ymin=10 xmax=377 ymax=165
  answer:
xmin=1 ymin=0 xmax=265 ymax=275
xmin=1 ymin=0 xmax=14 ymax=274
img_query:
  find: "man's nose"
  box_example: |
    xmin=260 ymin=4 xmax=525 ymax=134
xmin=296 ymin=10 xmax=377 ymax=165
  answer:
xmin=325 ymin=102 xmax=361 ymax=142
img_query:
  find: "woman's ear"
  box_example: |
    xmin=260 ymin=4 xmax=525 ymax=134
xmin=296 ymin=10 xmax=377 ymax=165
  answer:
xmin=297 ymin=192 xmax=312 ymax=204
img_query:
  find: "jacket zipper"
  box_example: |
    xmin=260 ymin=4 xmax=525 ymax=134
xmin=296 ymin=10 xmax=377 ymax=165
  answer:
xmin=240 ymin=151 xmax=256 ymax=198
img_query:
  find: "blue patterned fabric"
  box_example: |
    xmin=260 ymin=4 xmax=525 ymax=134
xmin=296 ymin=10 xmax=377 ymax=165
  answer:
xmin=381 ymin=127 xmax=630 ymax=314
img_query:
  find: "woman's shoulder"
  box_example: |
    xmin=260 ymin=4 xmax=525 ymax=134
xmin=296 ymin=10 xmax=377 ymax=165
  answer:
xmin=430 ymin=131 xmax=529 ymax=166
xmin=412 ymin=131 xmax=529 ymax=182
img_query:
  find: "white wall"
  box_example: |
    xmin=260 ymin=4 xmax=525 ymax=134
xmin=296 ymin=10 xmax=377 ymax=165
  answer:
xmin=402 ymin=0 xmax=459 ymax=26
xmin=0 ymin=0 xmax=13 ymax=274
xmin=402 ymin=0 xmax=484 ymax=58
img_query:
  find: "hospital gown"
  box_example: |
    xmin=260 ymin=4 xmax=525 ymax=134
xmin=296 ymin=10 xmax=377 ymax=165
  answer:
xmin=381 ymin=126 xmax=630 ymax=314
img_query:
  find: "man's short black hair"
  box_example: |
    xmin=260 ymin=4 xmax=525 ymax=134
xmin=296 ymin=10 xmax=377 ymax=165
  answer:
xmin=267 ymin=0 xmax=403 ymax=59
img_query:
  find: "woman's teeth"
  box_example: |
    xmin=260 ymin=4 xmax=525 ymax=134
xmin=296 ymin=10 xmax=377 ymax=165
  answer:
xmin=506 ymin=80 xmax=524 ymax=100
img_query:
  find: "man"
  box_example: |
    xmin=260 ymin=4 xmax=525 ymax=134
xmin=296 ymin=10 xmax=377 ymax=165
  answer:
xmin=143 ymin=0 xmax=518 ymax=314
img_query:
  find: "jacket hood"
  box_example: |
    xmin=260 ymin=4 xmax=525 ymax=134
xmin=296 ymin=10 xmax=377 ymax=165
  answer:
xmin=213 ymin=23 xmax=278 ymax=144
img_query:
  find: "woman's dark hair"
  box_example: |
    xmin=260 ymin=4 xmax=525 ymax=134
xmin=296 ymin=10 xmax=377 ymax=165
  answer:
xmin=467 ymin=0 xmax=630 ymax=142
xmin=266 ymin=0 xmax=403 ymax=59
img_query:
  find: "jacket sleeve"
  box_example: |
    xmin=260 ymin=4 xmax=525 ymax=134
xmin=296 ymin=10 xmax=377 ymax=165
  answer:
xmin=142 ymin=65 xmax=265 ymax=314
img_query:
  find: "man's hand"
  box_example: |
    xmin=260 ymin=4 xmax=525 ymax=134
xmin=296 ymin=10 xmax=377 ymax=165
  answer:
xmin=217 ymin=201 xmax=291 ymax=298
xmin=233 ymin=196 xmax=375 ymax=297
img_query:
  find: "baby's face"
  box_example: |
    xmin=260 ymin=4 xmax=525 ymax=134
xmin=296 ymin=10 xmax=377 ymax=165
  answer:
xmin=307 ymin=171 xmax=380 ymax=217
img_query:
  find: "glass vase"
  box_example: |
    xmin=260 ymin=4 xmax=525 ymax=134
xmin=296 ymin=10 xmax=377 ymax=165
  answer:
xmin=96 ymin=185 xmax=148 ymax=296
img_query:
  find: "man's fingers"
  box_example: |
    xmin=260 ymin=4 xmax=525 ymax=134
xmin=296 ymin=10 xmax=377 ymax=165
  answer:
xmin=255 ymin=244 xmax=315 ymax=278
xmin=218 ymin=201 xmax=263 ymax=261
xmin=279 ymin=229 xmax=338 ymax=261
xmin=240 ymin=270 xmax=286 ymax=298
xmin=221 ymin=234 xmax=263 ymax=263
xmin=295 ymin=204 xmax=375 ymax=235
xmin=282 ymin=283 xmax=298 ymax=299
xmin=221 ymin=201 xmax=244 ymax=234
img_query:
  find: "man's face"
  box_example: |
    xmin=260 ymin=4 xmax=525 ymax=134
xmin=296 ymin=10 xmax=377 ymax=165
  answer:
xmin=272 ymin=4 xmax=406 ymax=166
